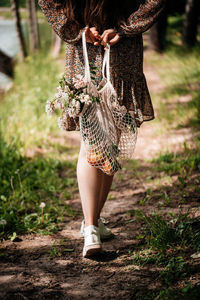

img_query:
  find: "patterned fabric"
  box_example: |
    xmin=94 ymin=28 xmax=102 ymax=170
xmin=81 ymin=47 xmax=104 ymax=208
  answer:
xmin=38 ymin=0 xmax=166 ymax=128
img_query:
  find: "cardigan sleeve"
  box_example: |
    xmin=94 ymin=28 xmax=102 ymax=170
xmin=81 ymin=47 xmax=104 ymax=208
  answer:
xmin=38 ymin=0 xmax=84 ymax=44
xmin=118 ymin=0 xmax=166 ymax=37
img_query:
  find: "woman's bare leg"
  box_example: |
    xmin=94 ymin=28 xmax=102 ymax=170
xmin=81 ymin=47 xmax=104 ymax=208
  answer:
xmin=77 ymin=140 xmax=102 ymax=227
xmin=77 ymin=137 xmax=114 ymax=227
xmin=97 ymin=173 xmax=114 ymax=219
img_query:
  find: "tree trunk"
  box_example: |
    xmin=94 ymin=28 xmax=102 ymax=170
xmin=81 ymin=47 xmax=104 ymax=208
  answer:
xmin=27 ymin=0 xmax=40 ymax=52
xmin=10 ymin=0 xmax=27 ymax=61
xmin=149 ymin=7 xmax=168 ymax=52
xmin=183 ymin=0 xmax=200 ymax=47
xmin=51 ymin=30 xmax=62 ymax=58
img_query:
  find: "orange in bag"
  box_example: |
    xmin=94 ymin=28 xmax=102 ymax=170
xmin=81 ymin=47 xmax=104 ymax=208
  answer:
xmin=87 ymin=148 xmax=104 ymax=166
xmin=101 ymin=158 xmax=113 ymax=174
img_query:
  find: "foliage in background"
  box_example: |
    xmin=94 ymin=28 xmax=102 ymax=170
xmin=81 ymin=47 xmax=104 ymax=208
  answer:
xmin=0 ymin=0 xmax=39 ymax=8
xmin=149 ymin=15 xmax=200 ymax=133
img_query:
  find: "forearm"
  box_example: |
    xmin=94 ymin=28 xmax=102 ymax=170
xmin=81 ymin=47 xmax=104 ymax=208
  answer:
xmin=118 ymin=0 xmax=166 ymax=37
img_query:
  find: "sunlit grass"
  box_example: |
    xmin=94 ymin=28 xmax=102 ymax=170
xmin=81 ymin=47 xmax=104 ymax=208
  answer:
xmin=146 ymin=16 xmax=200 ymax=133
xmin=0 ymin=49 xmax=79 ymax=240
xmin=1 ymin=52 xmax=62 ymax=151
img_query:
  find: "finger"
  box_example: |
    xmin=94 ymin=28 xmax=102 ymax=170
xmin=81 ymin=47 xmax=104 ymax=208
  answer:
xmin=91 ymin=30 xmax=101 ymax=41
xmin=94 ymin=32 xmax=102 ymax=40
xmin=90 ymin=27 xmax=97 ymax=34
xmin=90 ymin=27 xmax=98 ymax=34
xmin=85 ymin=26 xmax=92 ymax=43
xmin=85 ymin=26 xmax=89 ymax=34
xmin=94 ymin=41 xmax=100 ymax=46
xmin=86 ymin=37 xmax=93 ymax=43
xmin=104 ymin=33 xmax=109 ymax=44
xmin=101 ymin=33 xmax=109 ymax=47
xmin=90 ymin=26 xmax=97 ymax=31
xmin=109 ymin=34 xmax=120 ymax=46
xmin=90 ymin=34 xmax=96 ymax=44
xmin=87 ymin=28 xmax=95 ymax=44
xmin=89 ymin=27 xmax=101 ymax=43
xmin=100 ymin=30 xmax=107 ymax=40
xmin=100 ymin=39 xmax=106 ymax=47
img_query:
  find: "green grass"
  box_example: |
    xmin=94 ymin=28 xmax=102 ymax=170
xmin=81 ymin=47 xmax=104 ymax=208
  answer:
xmin=1 ymin=52 xmax=63 ymax=149
xmin=130 ymin=209 xmax=200 ymax=299
xmin=134 ymin=209 xmax=200 ymax=254
xmin=151 ymin=142 xmax=200 ymax=175
xmin=140 ymin=283 xmax=200 ymax=300
xmin=0 ymin=49 xmax=79 ymax=240
xmin=0 ymin=137 xmax=77 ymax=239
xmin=147 ymin=15 xmax=200 ymax=133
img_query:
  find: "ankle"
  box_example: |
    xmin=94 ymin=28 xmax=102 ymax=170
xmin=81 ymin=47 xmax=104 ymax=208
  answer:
xmin=85 ymin=219 xmax=98 ymax=227
xmin=97 ymin=214 xmax=100 ymax=221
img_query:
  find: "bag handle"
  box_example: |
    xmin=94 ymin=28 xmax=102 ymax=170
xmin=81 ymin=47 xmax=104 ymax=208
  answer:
xmin=82 ymin=31 xmax=91 ymax=82
xmin=102 ymin=44 xmax=111 ymax=83
xmin=82 ymin=30 xmax=111 ymax=83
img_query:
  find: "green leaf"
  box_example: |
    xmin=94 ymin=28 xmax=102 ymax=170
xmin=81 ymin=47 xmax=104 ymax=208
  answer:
xmin=64 ymin=248 xmax=74 ymax=252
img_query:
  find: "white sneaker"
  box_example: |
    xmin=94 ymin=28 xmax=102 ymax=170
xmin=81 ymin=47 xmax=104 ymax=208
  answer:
xmin=98 ymin=218 xmax=114 ymax=239
xmin=80 ymin=218 xmax=114 ymax=240
xmin=82 ymin=225 xmax=102 ymax=258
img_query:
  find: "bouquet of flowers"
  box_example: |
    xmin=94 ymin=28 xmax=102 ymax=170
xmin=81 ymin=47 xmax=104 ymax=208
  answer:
xmin=45 ymin=74 xmax=100 ymax=131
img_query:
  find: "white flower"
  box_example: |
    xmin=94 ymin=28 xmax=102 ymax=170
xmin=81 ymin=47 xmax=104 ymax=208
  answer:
xmin=45 ymin=100 xmax=55 ymax=116
xmin=80 ymin=94 xmax=91 ymax=104
xmin=71 ymin=99 xmax=76 ymax=106
xmin=55 ymin=92 xmax=61 ymax=99
xmin=56 ymin=99 xmax=65 ymax=110
xmin=57 ymin=116 xmax=69 ymax=130
xmin=64 ymin=85 xmax=70 ymax=93
xmin=62 ymin=92 xmax=69 ymax=100
xmin=72 ymin=75 xmax=86 ymax=89
xmin=57 ymin=86 xmax=63 ymax=92
xmin=68 ymin=105 xmax=77 ymax=118
xmin=0 ymin=219 xmax=7 ymax=226
xmin=84 ymin=95 xmax=91 ymax=104
xmin=75 ymin=101 xmax=81 ymax=114
xmin=40 ymin=202 xmax=46 ymax=208
xmin=66 ymin=98 xmax=82 ymax=118
xmin=55 ymin=86 xmax=64 ymax=98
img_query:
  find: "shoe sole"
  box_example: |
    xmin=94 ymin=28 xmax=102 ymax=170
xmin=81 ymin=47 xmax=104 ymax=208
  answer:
xmin=83 ymin=244 xmax=102 ymax=258
xmin=80 ymin=232 xmax=114 ymax=240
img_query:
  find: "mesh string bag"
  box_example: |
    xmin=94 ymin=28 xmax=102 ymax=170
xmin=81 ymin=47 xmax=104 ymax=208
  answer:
xmin=80 ymin=31 xmax=137 ymax=176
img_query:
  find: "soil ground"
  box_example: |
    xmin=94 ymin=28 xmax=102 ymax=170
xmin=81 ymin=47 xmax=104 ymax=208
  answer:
xmin=0 ymin=52 xmax=199 ymax=300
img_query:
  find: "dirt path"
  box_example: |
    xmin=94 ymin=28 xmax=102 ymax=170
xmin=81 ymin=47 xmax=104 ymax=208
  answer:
xmin=0 ymin=53 xmax=199 ymax=300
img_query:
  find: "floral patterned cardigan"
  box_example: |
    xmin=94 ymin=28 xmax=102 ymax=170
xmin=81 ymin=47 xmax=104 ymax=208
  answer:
xmin=38 ymin=0 xmax=166 ymax=128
